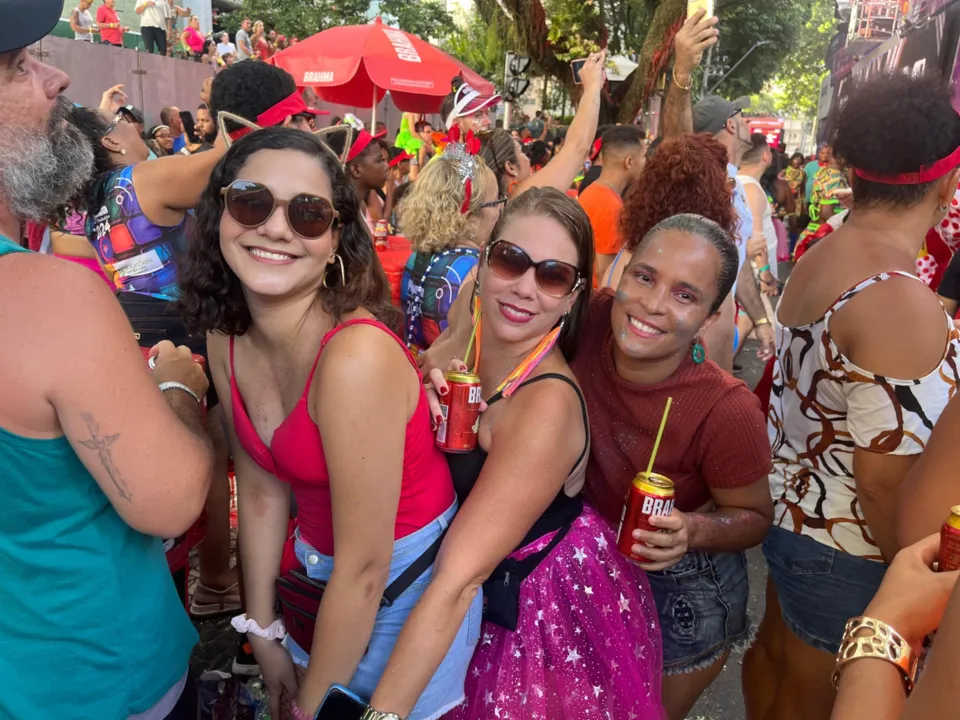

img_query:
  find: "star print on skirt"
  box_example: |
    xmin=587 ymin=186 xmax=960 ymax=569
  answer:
xmin=446 ymin=504 xmax=664 ymax=719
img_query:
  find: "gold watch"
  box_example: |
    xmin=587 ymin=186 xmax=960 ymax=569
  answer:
xmin=754 ymin=317 xmax=771 ymax=327
xmin=360 ymin=709 xmax=402 ymax=720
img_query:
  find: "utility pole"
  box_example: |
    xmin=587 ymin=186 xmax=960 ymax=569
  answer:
xmin=705 ymin=40 xmax=772 ymax=96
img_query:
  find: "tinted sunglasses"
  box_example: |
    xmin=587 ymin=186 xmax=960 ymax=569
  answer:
xmin=484 ymin=239 xmax=582 ymax=297
xmin=220 ymin=180 xmax=340 ymax=239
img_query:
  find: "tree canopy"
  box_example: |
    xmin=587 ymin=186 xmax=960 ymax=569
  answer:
xmin=766 ymin=0 xmax=837 ymax=116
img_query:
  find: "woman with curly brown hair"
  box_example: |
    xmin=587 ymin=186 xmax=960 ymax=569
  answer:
xmin=603 ymin=133 xmax=737 ymax=289
xmin=398 ymin=149 xmax=501 ymax=354
xmin=178 ymin=127 xmax=479 ymax=719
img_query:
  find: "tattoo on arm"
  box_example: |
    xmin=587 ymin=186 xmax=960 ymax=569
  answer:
xmin=78 ymin=413 xmax=132 ymax=501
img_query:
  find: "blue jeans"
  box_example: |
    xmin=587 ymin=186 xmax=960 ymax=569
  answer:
xmin=283 ymin=501 xmax=481 ymax=720
xmin=763 ymin=526 xmax=887 ymax=654
xmin=646 ymin=550 xmax=751 ymax=674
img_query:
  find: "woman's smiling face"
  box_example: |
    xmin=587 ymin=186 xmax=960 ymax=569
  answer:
xmin=611 ymin=228 xmax=722 ymax=363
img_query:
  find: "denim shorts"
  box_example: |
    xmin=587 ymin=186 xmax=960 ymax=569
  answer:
xmin=763 ymin=525 xmax=887 ymax=654
xmin=283 ymin=501 xmax=482 ymax=720
xmin=646 ymin=550 xmax=750 ymax=674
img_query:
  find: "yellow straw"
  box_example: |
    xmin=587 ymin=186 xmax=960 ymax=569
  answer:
xmin=464 ymin=306 xmax=481 ymax=373
xmin=646 ymin=397 xmax=673 ymax=476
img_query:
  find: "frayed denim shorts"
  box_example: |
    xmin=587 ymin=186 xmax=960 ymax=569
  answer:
xmin=763 ymin=526 xmax=887 ymax=654
xmin=646 ymin=550 xmax=751 ymax=674
xmin=283 ymin=500 xmax=482 ymax=720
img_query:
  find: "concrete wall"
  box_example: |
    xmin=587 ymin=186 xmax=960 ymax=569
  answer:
xmin=35 ymin=36 xmax=435 ymax=138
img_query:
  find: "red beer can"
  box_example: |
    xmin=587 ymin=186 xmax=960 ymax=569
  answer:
xmin=374 ymin=219 xmax=389 ymax=250
xmin=616 ymin=472 xmax=676 ymax=562
xmin=436 ymin=371 xmax=482 ymax=453
xmin=939 ymin=506 xmax=960 ymax=572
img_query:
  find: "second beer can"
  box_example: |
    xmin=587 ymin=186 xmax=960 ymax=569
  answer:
xmin=436 ymin=371 xmax=482 ymax=453
xmin=616 ymin=472 xmax=676 ymax=563
xmin=939 ymin=506 xmax=960 ymax=572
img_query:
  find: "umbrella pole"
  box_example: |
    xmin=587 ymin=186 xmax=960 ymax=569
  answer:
xmin=371 ymin=86 xmax=378 ymax=130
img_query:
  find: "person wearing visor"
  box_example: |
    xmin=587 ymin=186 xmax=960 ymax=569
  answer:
xmin=345 ymin=127 xmax=389 ymax=234
xmin=442 ymin=75 xmax=501 ymax=136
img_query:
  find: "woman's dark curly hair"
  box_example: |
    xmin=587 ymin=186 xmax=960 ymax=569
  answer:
xmin=620 ymin=133 xmax=737 ymax=251
xmin=834 ymin=71 xmax=960 ymax=208
xmin=483 ymin=187 xmax=593 ymax=360
xmin=68 ymin=106 xmax=124 ymax=215
xmin=177 ymin=127 xmax=400 ymax=336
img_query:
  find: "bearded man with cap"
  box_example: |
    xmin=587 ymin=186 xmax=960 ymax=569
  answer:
xmin=0 ymin=2 xmax=214 ymax=718
xmin=660 ymin=9 xmax=775 ymax=374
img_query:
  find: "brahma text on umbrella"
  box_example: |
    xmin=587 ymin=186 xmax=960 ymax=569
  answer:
xmin=304 ymin=72 xmax=335 ymax=83
xmin=383 ymin=29 xmax=421 ymax=63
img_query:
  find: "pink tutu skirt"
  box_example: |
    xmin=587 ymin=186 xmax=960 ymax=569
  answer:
xmin=448 ymin=504 xmax=664 ymax=719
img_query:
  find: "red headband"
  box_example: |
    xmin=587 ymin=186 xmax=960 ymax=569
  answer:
xmin=854 ymin=145 xmax=960 ymax=185
xmin=590 ymin=138 xmax=602 ymax=162
xmin=228 ymin=92 xmax=309 ymax=140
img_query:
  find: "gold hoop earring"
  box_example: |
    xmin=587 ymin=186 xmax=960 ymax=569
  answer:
xmin=322 ymin=253 xmax=347 ymax=288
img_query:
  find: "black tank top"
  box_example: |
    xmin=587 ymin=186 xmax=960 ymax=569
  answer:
xmin=446 ymin=373 xmax=589 ymax=549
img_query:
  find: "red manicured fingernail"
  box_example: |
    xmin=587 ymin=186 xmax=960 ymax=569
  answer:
xmin=435 ymin=414 xmax=443 ymax=424
xmin=439 ymin=386 xmax=448 ymax=396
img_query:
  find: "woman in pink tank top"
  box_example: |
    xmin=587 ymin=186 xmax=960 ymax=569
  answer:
xmin=178 ymin=127 xmax=479 ymax=720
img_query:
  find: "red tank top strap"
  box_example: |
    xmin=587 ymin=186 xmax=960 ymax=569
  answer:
xmin=303 ymin=318 xmax=420 ymax=393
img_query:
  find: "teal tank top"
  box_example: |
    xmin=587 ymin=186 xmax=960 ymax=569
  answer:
xmin=0 ymin=237 xmax=197 ymax=719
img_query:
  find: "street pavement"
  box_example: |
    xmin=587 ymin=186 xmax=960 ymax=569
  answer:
xmin=687 ymin=338 xmax=768 ymax=720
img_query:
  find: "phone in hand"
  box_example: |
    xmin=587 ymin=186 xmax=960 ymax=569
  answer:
xmin=687 ymin=0 xmax=715 ymax=19
xmin=179 ymin=110 xmax=197 ymax=143
xmin=313 ymin=685 xmax=367 ymax=720
xmin=571 ymin=59 xmax=588 ymax=85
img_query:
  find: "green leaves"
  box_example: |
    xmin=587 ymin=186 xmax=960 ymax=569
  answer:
xmin=378 ymin=0 xmax=457 ymax=42
xmin=766 ymin=0 xmax=837 ymax=116
xmin=219 ymin=0 xmax=371 ymax=39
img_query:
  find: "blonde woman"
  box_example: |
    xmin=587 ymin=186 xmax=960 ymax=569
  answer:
xmin=399 ymin=152 xmax=502 ymax=354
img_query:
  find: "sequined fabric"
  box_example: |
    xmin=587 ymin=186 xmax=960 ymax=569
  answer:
xmin=448 ymin=505 xmax=664 ymax=719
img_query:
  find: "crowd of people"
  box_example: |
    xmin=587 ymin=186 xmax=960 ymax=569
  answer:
xmin=69 ymin=1 xmax=293 ymax=66
xmin=7 ymin=1 xmax=960 ymax=719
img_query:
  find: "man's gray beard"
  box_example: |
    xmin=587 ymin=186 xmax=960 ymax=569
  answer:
xmin=0 ymin=98 xmax=94 ymax=223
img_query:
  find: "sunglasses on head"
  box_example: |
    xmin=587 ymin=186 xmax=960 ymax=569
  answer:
xmin=220 ymin=180 xmax=340 ymax=239
xmin=484 ymin=239 xmax=582 ymax=298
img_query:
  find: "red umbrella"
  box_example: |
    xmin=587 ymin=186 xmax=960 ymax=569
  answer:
xmin=271 ymin=17 xmax=496 ymax=114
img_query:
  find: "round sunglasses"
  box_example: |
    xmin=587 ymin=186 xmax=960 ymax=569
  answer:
xmin=220 ymin=180 xmax=340 ymax=239
xmin=484 ymin=239 xmax=582 ymax=297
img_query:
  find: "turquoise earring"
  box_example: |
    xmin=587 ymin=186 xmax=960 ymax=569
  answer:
xmin=691 ymin=340 xmax=706 ymax=364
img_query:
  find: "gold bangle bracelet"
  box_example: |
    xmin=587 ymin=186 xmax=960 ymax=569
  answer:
xmin=672 ymin=69 xmax=693 ymax=91
xmin=832 ymin=616 xmax=918 ymax=695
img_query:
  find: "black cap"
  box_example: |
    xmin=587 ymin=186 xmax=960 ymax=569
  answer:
xmin=3 ymin=0 xmax=64 ymax=54
xmin=119 ymin=105 xmax=144 ymax=124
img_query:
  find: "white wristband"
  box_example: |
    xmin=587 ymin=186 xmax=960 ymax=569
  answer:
xmin=157 ymin=381 xmax=202 ymax=404
xmin=231 ymin=613 xmax=286 ymax=640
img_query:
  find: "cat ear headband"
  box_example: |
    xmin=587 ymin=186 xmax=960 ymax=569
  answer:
xmin=216 ymin=105 xmax=355 ymax=167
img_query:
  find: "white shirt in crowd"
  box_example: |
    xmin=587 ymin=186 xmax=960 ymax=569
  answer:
xmin=136 ymin=0 xmax=170 ymax=30
xmin=216 ymin=40 xmax=236 ymax=57
xmin=738 ymin=173 xmax=779 ymax=280
xmin=73 ymin=6 xmax=95 ymax=41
